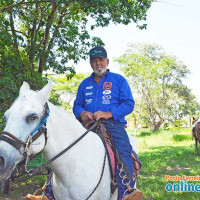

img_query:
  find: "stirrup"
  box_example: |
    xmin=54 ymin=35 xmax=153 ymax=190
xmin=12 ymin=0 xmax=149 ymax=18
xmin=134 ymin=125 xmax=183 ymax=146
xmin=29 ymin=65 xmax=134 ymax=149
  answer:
xmin=26 ymin=194 xmax=48 ymax=200
xmin=122 ymin=189 xmax=143 ymax=200
xmin=26 ymin=185 xmax=49 ymax=200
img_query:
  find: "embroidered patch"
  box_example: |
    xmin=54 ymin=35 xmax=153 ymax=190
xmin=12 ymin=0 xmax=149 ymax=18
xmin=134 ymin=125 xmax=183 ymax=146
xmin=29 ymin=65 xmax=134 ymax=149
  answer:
xmin=102 ymin=95 xmax=111 ymax=100
xmin=103 ymin=90 xmax=111 ymax=95
xmin=102 ymin=100 xmax=110 ymax=104
xmin=103 ymin=82 xmax=112 ymax=90
xmin=86 ymin=86 xmax=93 ymax=89
xmin=86 ymin=99 xmax=93 ymax=104
xmin=102 ymin=94 xmax=111 ymax=104
xmin=85 ymin=92 xmax=93 ymax=96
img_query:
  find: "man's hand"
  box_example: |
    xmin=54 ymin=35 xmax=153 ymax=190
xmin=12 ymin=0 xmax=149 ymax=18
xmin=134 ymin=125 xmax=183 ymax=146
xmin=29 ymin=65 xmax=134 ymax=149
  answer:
xmin=93 ymin=111 xmax=113 ymax=121
xmin=80 ymin=111 xmax=94 ymax=122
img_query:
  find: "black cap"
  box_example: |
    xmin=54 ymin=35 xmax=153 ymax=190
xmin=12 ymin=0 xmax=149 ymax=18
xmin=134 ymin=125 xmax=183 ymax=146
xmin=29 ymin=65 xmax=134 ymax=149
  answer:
xmin=89 ymin=46 xmax=107 ymax=60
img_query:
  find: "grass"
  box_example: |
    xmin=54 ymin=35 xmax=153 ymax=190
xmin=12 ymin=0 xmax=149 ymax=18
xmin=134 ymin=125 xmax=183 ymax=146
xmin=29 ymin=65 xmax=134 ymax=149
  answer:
xmin=127 ymin=127 xmax=200 ymax=200
xmin=1 ymin=127 xmax=199 ymax=200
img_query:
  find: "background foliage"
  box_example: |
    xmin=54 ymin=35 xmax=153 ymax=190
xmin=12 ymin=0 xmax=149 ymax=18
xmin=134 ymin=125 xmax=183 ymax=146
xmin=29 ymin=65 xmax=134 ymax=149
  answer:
xmin=0 ymin=0 xmax=154 ymax=127
xmin=115 ymin=43 xmax=199 ymax=131
xmin=49 ymin=73 xmax=89 ymax=111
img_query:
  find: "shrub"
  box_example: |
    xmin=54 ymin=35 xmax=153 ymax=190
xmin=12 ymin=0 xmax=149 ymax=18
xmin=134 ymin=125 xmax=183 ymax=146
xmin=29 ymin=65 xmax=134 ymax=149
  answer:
xmin=172 ymin=134 xmax=191 ymax=142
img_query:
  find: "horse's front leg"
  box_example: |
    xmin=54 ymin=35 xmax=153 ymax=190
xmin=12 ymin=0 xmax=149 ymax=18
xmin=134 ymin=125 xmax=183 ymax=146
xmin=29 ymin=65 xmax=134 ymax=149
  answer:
xmin=195 ymin=137 xmax=198 ymax=156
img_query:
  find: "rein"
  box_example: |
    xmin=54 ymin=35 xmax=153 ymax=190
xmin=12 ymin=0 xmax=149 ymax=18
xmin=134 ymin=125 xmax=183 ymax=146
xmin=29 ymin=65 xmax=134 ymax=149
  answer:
xmin=28 ymin=120 xmax=106 ymax=200
xmin=85 ymin=151 xmax=106 ymax=200
xmin=28 ymin=121 xmax=99 ymax=176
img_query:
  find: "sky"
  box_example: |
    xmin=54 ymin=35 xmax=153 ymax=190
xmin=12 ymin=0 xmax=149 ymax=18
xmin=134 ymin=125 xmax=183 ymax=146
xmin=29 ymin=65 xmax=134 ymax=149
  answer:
xmin=75 ymin=0 xmax=200 ymax=102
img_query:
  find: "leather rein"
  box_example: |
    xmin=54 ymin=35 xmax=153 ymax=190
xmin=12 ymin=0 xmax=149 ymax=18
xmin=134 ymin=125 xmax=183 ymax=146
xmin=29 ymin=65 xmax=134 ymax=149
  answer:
xmin=29 ymin=121 xmax=99 ymax=176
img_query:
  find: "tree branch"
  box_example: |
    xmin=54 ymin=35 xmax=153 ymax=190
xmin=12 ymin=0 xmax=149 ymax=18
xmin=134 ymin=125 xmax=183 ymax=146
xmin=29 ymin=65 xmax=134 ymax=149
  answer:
xmin=9 ymin=10 xmax=20 ymax=54
xmin=8 ymin=29 xmax=28 ymax=38
xmin=48 ymin=6 xmax=69 ymax=51
xmin=28 ymin=3 xmax=39 ymax=68
xmin=0 ymin=0 xmax=53 ymax=12
xmin=38 ymin=2 xmax=57 ymax=74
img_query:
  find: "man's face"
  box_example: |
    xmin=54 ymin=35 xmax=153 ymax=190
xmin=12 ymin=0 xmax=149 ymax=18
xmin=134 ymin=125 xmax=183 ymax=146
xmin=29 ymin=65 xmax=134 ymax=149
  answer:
xmin=90 ymin=57 xmax=109 ymax=77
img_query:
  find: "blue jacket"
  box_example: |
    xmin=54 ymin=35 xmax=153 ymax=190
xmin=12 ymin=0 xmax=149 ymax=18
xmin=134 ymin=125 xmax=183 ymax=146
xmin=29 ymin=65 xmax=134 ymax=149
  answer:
xmin=73 ymin=70 xmax=135 ymax=125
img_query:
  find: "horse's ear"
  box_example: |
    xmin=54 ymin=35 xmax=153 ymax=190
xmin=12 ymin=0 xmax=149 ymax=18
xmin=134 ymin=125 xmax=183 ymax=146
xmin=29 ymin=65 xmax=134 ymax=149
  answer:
xmin=19 ymin=81 xmax=30 ymax=96
xmin=37 ymin=79 xmax=53 ymax=105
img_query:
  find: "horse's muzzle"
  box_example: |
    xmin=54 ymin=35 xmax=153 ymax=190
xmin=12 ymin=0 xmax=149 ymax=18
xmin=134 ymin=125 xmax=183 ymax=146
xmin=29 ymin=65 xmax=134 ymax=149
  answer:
xmin=0 ymin=150 xmax=16 ymax=181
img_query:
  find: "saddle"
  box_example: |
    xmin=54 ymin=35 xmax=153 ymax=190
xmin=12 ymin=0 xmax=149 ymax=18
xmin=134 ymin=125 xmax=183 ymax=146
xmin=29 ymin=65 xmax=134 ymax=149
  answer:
xmin=83 ymin=120 xmax=142 ymax=194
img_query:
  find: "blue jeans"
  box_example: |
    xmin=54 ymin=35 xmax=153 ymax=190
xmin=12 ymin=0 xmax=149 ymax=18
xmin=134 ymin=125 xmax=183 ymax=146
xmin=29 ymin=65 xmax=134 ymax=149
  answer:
xmin=104 ymin=123 xmax=134 ymax=200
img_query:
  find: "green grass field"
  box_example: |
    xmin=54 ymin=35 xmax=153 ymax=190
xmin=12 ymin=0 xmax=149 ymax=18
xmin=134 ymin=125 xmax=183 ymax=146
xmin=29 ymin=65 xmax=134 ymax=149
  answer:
xmin=127 ymin=127 xmax=200 ymax=200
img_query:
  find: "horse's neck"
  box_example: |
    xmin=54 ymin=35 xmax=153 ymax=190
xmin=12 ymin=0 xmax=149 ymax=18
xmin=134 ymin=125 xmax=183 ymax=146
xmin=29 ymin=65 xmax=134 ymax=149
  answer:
xmin=47 ymin=103 xmax=84 ymax=141
xmin=42 ymin=103 xmax=105 ymax=177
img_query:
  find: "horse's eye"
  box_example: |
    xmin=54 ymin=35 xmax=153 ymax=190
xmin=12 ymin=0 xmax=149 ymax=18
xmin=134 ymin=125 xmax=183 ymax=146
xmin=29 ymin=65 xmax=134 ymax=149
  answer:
xmin=27 ymin=114 xmax=38 ymax=123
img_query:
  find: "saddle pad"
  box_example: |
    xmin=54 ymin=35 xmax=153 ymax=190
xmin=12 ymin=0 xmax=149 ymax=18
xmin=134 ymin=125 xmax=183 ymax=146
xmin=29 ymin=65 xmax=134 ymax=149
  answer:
xmin=131 ymin=150 xmax=141 ymax=178
xmin=106 ymin=146 xmax=141 ymax=180
xmin=106 ymin=144 xmax=116 ymax=176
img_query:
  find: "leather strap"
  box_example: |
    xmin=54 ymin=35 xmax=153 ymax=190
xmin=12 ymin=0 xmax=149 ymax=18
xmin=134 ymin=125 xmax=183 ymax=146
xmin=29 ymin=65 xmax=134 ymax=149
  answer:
xmin=0 ymin=135 xmax=23 ymax=150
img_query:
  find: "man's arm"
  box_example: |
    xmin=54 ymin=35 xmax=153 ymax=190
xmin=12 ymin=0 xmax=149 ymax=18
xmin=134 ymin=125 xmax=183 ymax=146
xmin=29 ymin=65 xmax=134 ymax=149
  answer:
xmin=73 ymin=84 xmax=85 ymax=121
xmin=110 ymin=77 xmax=135 ymax=120
xmin=73 ymin=84 xmax=94 ymax=122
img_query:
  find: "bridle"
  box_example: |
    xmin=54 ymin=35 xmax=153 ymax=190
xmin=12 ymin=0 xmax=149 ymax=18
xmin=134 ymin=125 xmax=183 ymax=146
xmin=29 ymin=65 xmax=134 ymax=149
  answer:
xmin=0 ymin=103 xmax=100 ymax=169
xmin=0 ymin=103 xmax=49 ymax=155
xmin=0 ymin=104 xmax=106 ymax=199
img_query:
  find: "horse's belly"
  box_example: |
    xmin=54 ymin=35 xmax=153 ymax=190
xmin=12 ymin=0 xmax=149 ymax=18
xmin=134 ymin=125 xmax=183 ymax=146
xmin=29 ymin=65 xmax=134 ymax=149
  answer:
xmin=53 ymin=186 xmax=111 ymax=200
xmin=51 ymin=162 xmax=112 ymax=200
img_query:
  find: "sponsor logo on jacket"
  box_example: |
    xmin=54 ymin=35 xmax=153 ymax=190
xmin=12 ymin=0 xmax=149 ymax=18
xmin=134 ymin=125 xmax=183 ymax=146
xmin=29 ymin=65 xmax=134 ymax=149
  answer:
xmin=86 ymin=86 xmax=93 ymax=89
xmin=85 ymin=92 xmax=93 ymax=96
xmin=103 ymin=82 xmax=112 ymax=90
xmin=103 ymin=90 xmax=111 ymax=95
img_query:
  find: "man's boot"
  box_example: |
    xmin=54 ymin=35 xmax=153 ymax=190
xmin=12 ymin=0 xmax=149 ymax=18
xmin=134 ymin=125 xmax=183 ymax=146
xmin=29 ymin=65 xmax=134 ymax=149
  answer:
xmin=26 ymin=194 xmax=48 ymax=200
xmin=122 ymin=189 xmax=143 ymax=200
xmin=26 ymin=184 xmax=49 ymax=200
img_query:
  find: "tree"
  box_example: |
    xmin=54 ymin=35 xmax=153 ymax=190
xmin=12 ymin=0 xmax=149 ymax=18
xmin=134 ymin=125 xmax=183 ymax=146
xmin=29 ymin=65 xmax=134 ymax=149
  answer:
xmin=0 ymin=0 xmax=154 ymax=125
xmin=0 ymin=0 xmax=154 ymax=75
xmin=165 ymin=85 xmax=199 ymax=125
xmin=114 ymin=43 xmax=194 ymax=132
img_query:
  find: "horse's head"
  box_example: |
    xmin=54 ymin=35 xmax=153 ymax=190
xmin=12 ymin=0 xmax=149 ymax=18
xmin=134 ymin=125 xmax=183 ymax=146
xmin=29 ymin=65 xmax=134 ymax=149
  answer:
xmin=0 ymin=79 xmax=53 ymax=181
xmin=192 ymin=117 xmax=199 ymax=125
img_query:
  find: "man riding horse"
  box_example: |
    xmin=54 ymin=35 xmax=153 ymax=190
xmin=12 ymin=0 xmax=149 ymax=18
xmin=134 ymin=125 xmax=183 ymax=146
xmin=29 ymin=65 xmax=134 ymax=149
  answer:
xmin=73 ymin=46 xmax=143 ymax=200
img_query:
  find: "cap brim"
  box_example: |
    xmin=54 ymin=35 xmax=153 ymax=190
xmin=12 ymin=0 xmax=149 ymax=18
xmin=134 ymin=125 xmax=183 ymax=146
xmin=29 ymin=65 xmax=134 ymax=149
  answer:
xmin=90 ymin=55 xmax=107 ymax=60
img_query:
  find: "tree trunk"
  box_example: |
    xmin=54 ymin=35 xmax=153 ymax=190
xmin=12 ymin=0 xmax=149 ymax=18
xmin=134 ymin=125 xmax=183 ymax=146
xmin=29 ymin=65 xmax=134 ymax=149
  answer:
xmin=152 ymin=119 xmax=165 ymax=132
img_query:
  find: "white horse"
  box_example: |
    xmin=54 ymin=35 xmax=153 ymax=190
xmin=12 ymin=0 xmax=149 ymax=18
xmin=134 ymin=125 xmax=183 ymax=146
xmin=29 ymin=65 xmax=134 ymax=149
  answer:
xmin=0 ymin=80 xmax=138 ymax=200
